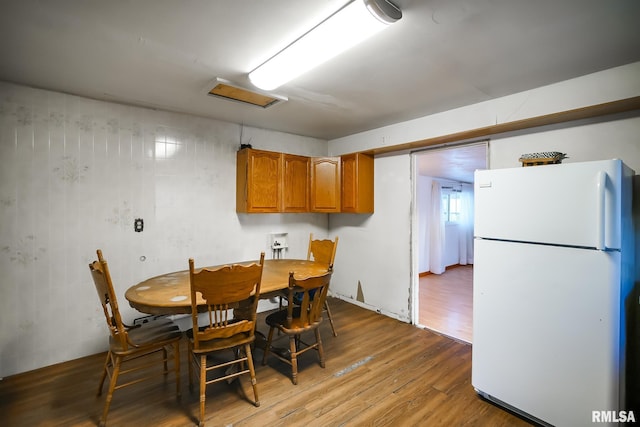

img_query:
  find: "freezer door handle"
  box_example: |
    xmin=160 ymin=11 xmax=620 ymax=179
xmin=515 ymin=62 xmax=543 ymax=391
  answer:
xmin=596 ymin=171 xmax=606 ymax=250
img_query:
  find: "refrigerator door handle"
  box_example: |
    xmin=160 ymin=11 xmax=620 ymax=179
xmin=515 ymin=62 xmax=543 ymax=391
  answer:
xmin=596 ymin=171 xmax=607 ymax=250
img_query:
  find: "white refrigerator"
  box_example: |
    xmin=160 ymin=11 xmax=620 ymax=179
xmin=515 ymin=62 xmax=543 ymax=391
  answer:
xmin=472 ymin=159 xmax=635 ymax=426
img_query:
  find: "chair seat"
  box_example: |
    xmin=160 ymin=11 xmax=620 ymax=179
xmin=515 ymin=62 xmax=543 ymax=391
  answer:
xmin=265 ymin=307 xmax=322 ymax=334
xmin=133 ymin=317 xmax=176 ymax=330
xmin=186 ymin=329 xmax=255 ymax=353
xmin=109 ymin=321 xmax=182 ymax=353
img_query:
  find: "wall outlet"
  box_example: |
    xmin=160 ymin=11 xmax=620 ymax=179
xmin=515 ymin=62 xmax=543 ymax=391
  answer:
xmin=269 ymin=232 xmax=288 ymax=249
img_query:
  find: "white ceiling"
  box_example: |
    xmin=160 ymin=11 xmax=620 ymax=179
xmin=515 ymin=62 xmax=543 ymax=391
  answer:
xmin=416 ymin=143 xmax=487 ymax=183
xmin=1 ymin=0 xmax=639 ymax=145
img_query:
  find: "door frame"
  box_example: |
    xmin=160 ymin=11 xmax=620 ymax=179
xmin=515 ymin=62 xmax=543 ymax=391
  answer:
xmin=410 ymin=141 xmax=489 ymax=330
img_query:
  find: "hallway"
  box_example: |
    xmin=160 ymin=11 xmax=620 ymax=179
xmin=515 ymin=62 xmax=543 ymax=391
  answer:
xmin=419 ymin=265 xmax=473 ymax=343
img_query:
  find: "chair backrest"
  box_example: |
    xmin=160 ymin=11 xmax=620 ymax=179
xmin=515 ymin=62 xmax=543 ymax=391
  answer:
xmin=307 ymin=233 xmax=338 ymax=267
xmin=189 ymin=252 xmax=265 ymax=350
xmin=89 ymin=249 xmax=129 ymax=350
xmin=284 ymin=269 xmax=333 ymax=329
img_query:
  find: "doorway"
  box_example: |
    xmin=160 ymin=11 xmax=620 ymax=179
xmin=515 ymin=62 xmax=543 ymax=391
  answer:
xmin=412 ymin=142 xmax=488 ymax=343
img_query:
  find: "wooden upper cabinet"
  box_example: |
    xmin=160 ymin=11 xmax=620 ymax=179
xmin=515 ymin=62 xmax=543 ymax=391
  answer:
xmin=341 ymin=153 xmax=374 ymax=213
xmin=236 ymin=148 xmax=282 ymax=213
xmin=282 ymin=154 xmax=309 ymax=212
xmin=237 ymin=148 xmax=373 ymax=214
xmin=310 ymin=157 xmax=341 ymax=213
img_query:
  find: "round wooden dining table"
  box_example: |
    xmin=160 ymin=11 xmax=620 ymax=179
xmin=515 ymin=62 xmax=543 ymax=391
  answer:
xmin=125 ymin=258 xmax=329 ymax=315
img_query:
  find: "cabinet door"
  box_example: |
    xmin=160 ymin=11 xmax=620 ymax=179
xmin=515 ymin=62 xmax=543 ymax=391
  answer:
xmin=310 ymin=157 xmax=341 ymax=212
xmin=341 ymin=153 xmax=374 ymax=213
xmin=237 ymin=149 xmax=282 ymax=213
xmin=282 ymin=154 xmax=309 ymax=212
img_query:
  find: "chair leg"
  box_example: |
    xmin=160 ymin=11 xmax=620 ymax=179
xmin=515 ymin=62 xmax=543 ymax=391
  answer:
xmin=99 ymin=354 xmax=122 ymax=427
xmin=324 ymin=300 xmax=338 ymax=337
xmin=235 ymin=347 xmax=245 ymax=372
xmin=289 ymin=336 xmax=298 ymax=385
xmin=97 ymin=351 xmax=111 ymax=396
xmin=187 ymin=340 xmax=195 ymax=391
xmin=244 ymin=343 xmax=260 ymax=406
xmin=173 ymin=341 xmax=181 ymax=399
xmin=262 ymin=327 xmax=275 ymax=365
xmin=199 ymin=354 xmax=207 ymax=427
xmin=315 ymin=328 xmax=325 ymax=368
xmin=162 ymin=346 xmax=169 ymax=374
xmin=277 ymin=298 xmax=286 ymax=335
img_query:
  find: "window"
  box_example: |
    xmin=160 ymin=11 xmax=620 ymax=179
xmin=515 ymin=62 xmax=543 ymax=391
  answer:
xmin=442 ymin=190 xmax=461 ymax=223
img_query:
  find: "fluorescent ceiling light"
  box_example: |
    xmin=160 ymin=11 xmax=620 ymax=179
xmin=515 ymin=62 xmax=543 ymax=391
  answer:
xmin=248 ymin=0 xmax=401 ymax=91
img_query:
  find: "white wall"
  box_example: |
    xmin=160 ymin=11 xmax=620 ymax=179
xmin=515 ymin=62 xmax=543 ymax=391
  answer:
xmin=443 ymin=224 xmax=460 ymax=267
xmin=489 ymin=117 xmax=640 ymax=169
xmin=0 ymin=82 xmax=331 ymax=377
xmin=328 ymin=154 xmax=412 ymax=321
xmin=416 ymin=175 xmax=432 ymax=273
xmin=327 ymin=62 xmax=640 ymax=323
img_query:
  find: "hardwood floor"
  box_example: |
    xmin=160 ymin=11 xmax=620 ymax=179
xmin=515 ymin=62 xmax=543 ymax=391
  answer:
xmin=0 ymin=297 xmax=533 ymax=426
xmin=419 ymin=265 xmax=473 ymax=343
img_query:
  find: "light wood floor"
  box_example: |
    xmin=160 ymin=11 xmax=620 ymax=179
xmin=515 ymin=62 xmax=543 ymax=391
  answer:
xmin=0 ymin=297 xmax=532 ymax=426
xmin=419 ymin=264 xmax=473 ymax=343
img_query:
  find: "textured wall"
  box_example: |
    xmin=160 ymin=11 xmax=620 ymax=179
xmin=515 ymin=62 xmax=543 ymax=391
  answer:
xmin=0 ymin=82 xmax=329 ymax=377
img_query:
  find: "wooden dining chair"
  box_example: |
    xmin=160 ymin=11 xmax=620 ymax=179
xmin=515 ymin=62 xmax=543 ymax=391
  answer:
xmin=263 ymin=269 xmax=333 ymax=385
xmin=280 ymin=233 xmax=339 ymax=336
xmin=307 ymin=233 xmax=339 ymax=336
xmin=187 ymin=252 xmax=265 ymax=427
xmin=89 ymin=249 xmax=182 ymax=427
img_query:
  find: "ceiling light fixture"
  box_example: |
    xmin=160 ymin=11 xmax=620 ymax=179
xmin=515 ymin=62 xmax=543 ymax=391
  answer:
xmin=248 ymin=0 xmax=401 ymax=91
